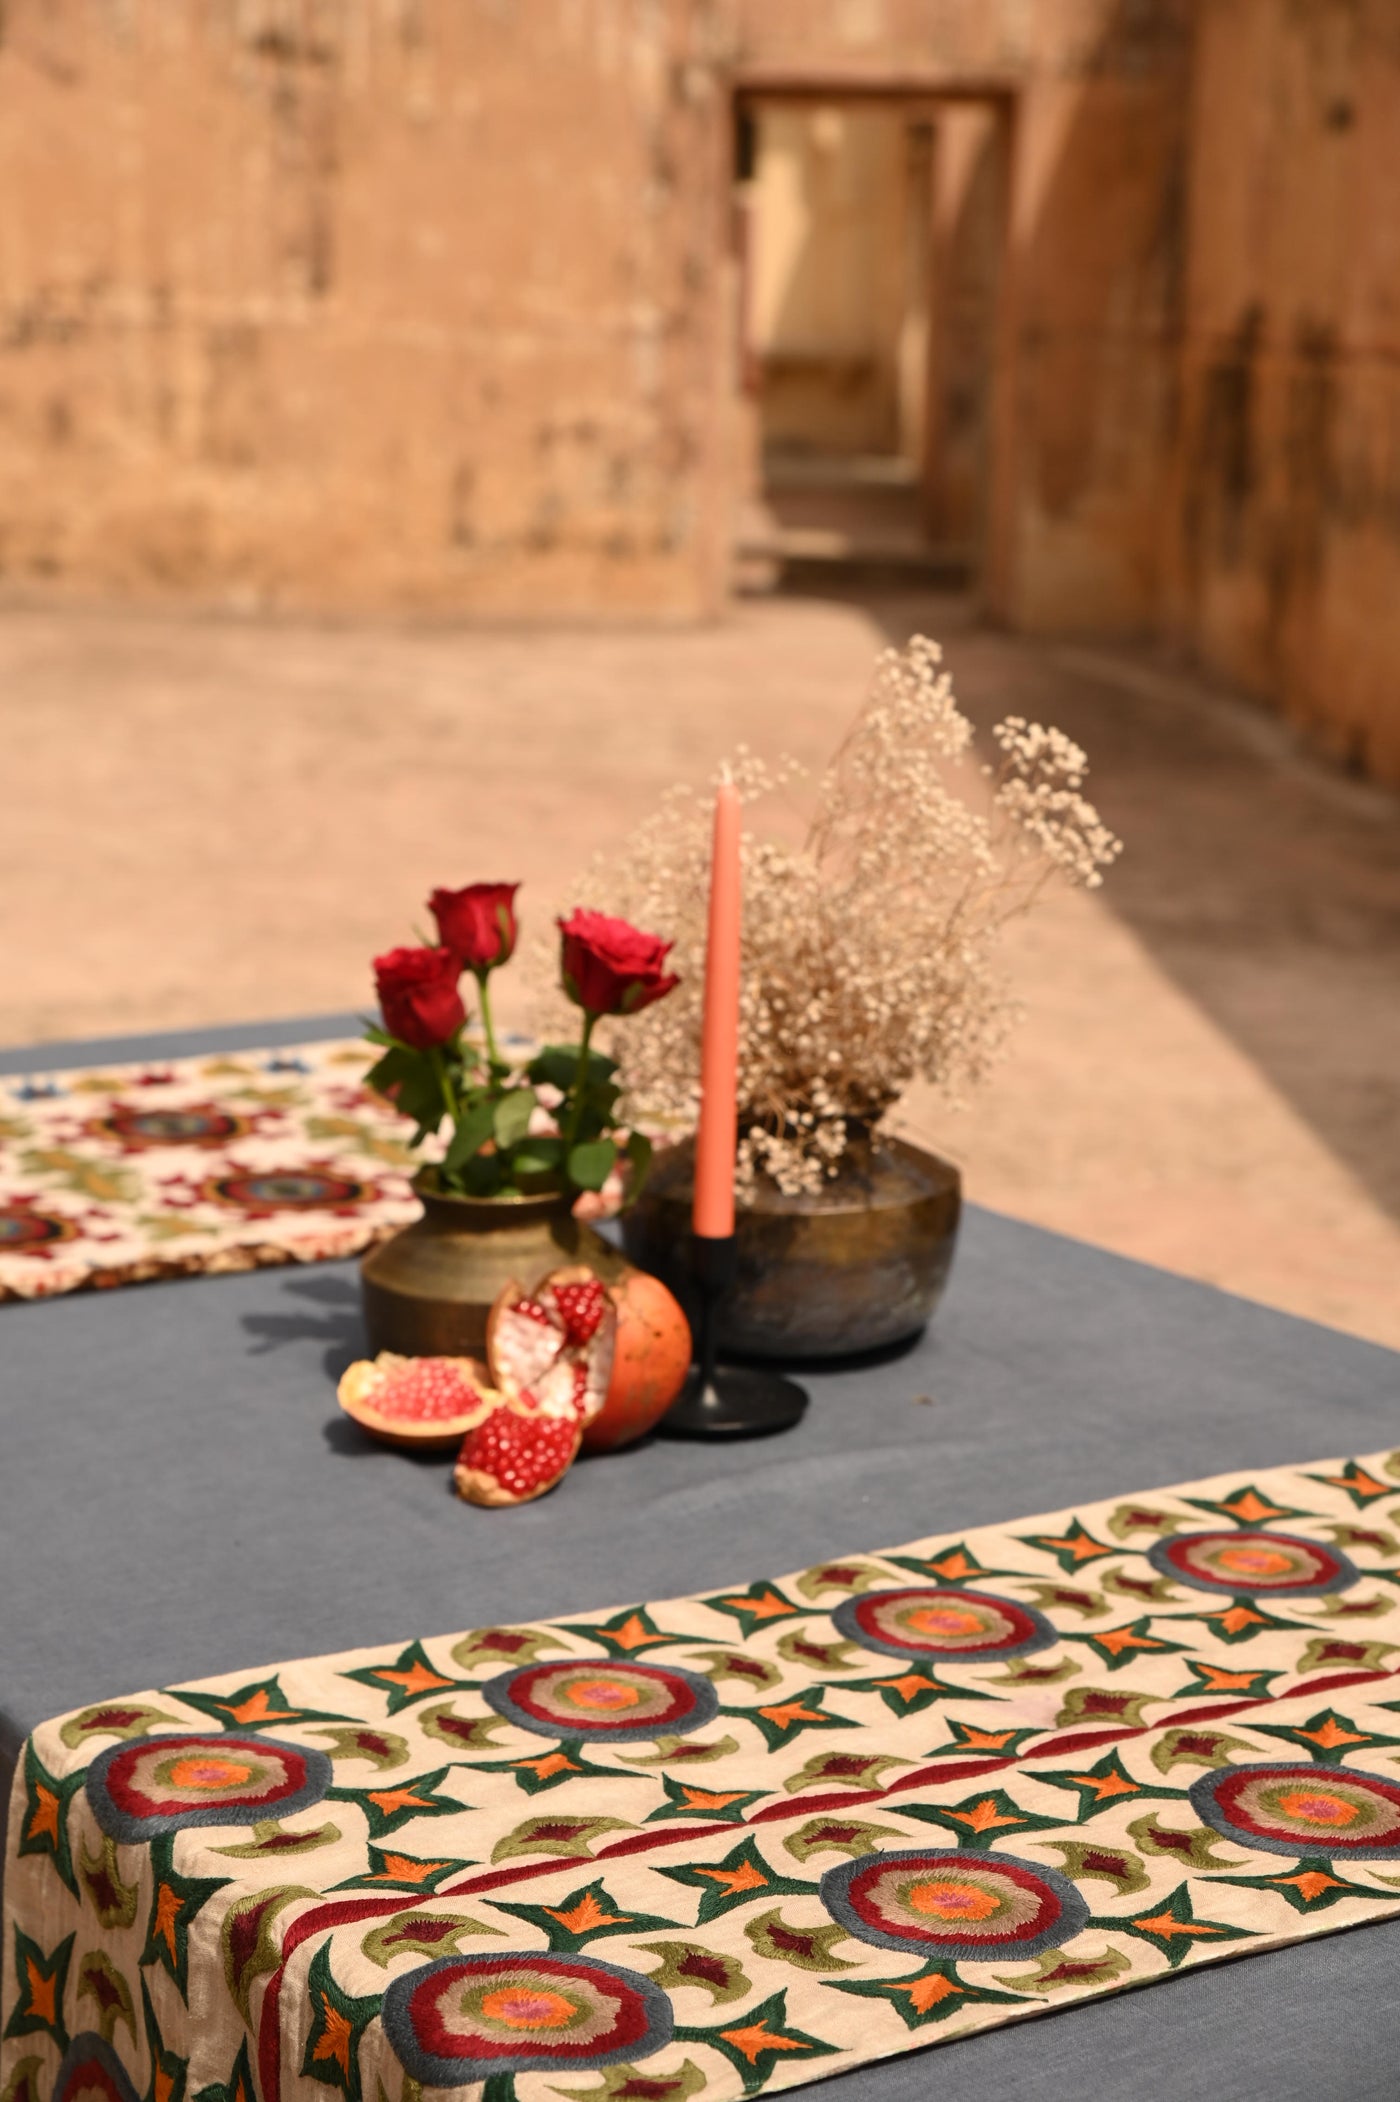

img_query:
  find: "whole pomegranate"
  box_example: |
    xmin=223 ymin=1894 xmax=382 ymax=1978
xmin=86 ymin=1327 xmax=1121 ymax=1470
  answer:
xmin=583 ymin=1269 xmax=692 ymax=1454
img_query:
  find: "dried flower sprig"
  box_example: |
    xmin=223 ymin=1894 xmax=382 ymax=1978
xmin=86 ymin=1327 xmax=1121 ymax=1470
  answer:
xmin=566 ymin=637 xmax=1121 ymax=1197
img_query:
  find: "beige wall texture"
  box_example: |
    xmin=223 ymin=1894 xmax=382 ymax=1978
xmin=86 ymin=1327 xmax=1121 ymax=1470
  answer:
xmin=1166 ymin=0 xmax=1400 ymax=786
xmin=0 ymin=0 xmax=1397 ymax=778
xmin=0 ymin=0 xmax=733 ymax=618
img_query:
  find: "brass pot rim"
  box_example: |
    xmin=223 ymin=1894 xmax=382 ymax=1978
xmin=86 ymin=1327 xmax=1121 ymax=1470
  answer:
xmin=643 ymin=1130 xmax=959 ymax=1219
xmin=410 ymin=1166 xmax=572 ymax=1229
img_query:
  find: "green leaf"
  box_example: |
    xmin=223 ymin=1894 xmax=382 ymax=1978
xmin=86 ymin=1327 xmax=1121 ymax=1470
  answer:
xmin=510 ymin=1139 xmax=565 ymax=1178
xmin=506 ymin=1143 xmax=563 ymax=1193
xmin=442 ymin=1098 xmax=496 ymax=1175
xmin=364 ymin=1046 xmax=411 ymax=1093
xmin=623 ymin=1131 xmax=653 ymax=1206
xmin=366 ymin=1047 xmax=449 ymax=1140
xmin=459 ymin=1152 xmax=506 ymax=1198
xmin=567 ymin=1139 xmax=617 ymax=1192
xmin=492 ymin=1089 xmax=537 ymax=1150
xmin=528 ymin=1043 xmax=617 ymax=1092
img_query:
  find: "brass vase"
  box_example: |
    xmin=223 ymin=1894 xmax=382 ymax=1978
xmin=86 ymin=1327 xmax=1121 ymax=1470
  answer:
xmin=621 ymin=1132 xmax=961 ymax=1361
xmin=361 ymin=1170 xmax=625 ymax=1360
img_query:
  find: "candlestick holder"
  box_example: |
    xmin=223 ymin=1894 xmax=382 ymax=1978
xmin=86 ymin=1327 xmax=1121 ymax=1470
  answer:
xmin=658 ymin=1233 xmax=808 ymax=1439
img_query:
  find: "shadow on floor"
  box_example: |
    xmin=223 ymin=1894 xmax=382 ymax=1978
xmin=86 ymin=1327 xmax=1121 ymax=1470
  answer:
xmin=784 ymin=578 xmax=1400 ymax=1229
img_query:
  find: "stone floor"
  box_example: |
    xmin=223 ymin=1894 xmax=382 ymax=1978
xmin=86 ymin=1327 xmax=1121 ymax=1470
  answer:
xmin=2 ymin=585 xmax=1397 ymax=1348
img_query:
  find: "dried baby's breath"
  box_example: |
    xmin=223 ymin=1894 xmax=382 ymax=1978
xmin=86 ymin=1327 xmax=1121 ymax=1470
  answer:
xmin=568 ymin=638 xmax=1120 ymax=1197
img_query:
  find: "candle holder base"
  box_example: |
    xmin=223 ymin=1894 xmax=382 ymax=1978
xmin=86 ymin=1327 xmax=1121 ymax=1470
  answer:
xmin=658 ymin=1364 xmax=808 ymax=1441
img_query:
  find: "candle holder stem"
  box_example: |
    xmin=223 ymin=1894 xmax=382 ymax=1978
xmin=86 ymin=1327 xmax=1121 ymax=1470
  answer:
xmin=658 ymin=1233 xmax=808 ymax=1440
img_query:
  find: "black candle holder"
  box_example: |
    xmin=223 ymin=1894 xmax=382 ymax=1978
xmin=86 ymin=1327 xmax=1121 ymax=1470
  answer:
xmin=657 ymin=1233 xmax=808 ymax=1439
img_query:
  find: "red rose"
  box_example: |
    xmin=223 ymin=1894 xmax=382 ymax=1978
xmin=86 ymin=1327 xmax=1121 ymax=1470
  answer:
xmin=429 ymin=882 xmax=520 ymax=974
xmin=558 ymin=909 xmax=679 ymax=1018
xmin=374 ymin=945 xmax=465 ymax=1050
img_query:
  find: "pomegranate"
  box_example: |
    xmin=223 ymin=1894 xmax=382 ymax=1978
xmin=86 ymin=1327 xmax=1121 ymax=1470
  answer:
xmin=337 ymin=1353 xmax=495 ymax=1454
xmin=453 ymin=1394 xmax=582 ymax=1507
xmin=582 ymin=1269 xmax=692 ymax=1454
xmin=487 ymin=1267 xmax=616 ymax=1425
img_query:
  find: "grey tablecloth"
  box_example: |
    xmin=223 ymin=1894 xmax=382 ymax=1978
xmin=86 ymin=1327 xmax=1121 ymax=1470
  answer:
xmin=4 ymin=1015 xmax=1399 ymax=2098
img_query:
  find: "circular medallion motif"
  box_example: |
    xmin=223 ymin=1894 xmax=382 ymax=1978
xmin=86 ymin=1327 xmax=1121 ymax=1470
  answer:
xmin=821 ymin=1848 xmax=1088 ymax=1958
xmin=85 ymin=1731 xmax=332 ymax=1843
xmin=1147 ymin=1529 xmax=1357 ymax=1597
xmin=482 ymin=1661 xmax=718 ymax=1742
xmin=99 ymin=1105 xmax=248 ymax=1149
xmin=832 ymin=1586 xmax=1057 ymax=1663
xmin=1190 ymin=1761 xmax=1400 ymax=1858
xmin=0 ymin=1204 xmax=75 ymax=1249
xmin=382 ymin=1952 xmax=673 ymax=2083
xmin=208 ymin=1170 xmax=369 ymax=1212
xmin=52 ymin=2035 xmax=140 ymax=2102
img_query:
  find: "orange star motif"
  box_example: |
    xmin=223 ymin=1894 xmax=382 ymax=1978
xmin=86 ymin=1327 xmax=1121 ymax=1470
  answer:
xmin=900 ymin=1973 xmax=962 ymax=2013
xmin=514 ymin=1753 xmax=579 ymax=1782
xmin=311 ymin=1999 xmax=353 ymax=2077
xmin=365 ymin=1786 xmax=434 ymax=1818
xmin=680 ymin=1787 xmax=749 ymax=1810
xmin=374 ymin=1661 xmax=452 ymax=1697
xmin=1196 ymin=1665 xmax=1261 ymax=1692
xmin=930 ymin=1551 xmax=978 ymax=1580
xmin=1132 ymin=1910 xmax=1222 ymax=1940
xmin=721 ymin=1592 xmax=796 ymax=1621
xmin=1297 ymin=1718 xmax=1367 ymax=1750
xmin=152 ymin=1884 xmax=183 ymax=1962
xmin=546 ymin=1892 xmax=627 ymax=1935
xmin=603 ymin=1615 xmax=663 ymax=1652
xmin=757 ymin=1701 xmax=824 ymax=1730
xmin=1319 ymin=1468 xmax=1389 ymax=1501
xmin=227 ymin=1689 xmax=295 ymax=1725
xmin=718 ymin=2019 xmax=808 ymax=2065
xmin=368 ymin=1855 xmax=450 ymax=1885
xmin=1043 ymin=1533 xmax=1112 ymax=1564
xmin=1072 ymin=1770 xmax=1139 ymax=1801
xmin=23 ymin=1958 xmax=57 ymax=2026
xmin=948 ymin=1797 xmax=1022 ymax=1834
xmin=1095 ymin=1626 xmax=1165 ymax=1656
xmin=1275 ymin=1870 xmax=1345 ymax=1903
xmin=1220 ymin=1492 xmax=1287 ymax=1524
xmin=25 ymin=1785 xmax=60 ymax=1847
xmin=1214 ymin=1605 xmax=1266 ymax=1636
xmin=874 ymin=1673 xmax=938 ymax=1703
xmin=698 ymin=1860 xmax=768 ymax=1897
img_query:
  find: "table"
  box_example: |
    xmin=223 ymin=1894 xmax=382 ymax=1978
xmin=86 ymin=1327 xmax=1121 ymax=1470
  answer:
xmin=4 ymin=1016 xmax=1400 ymax=2100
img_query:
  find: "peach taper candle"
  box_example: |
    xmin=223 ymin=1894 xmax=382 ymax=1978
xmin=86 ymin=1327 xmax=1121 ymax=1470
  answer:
xmin=692 ymin=777 xmax=741 ymax=1240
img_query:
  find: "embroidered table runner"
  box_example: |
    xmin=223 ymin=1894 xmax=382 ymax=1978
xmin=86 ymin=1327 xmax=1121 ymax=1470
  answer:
xmin=0 ymin=1042 xmax=418 ymax=1301
xmin=9 ymin=1453 xmax=1400 ymax=2102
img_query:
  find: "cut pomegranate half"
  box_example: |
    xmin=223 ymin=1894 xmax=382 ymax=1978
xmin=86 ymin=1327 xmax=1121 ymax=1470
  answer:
xmin=337 ymin=1353 xmax=496 ymax=1454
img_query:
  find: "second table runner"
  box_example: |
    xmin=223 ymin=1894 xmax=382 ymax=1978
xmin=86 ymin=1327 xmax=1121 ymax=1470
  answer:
xmin=0 ymin=1040 xmax=417 ymax=1301
xmin=9 ymin=1449 xmax=1400 ymax=2102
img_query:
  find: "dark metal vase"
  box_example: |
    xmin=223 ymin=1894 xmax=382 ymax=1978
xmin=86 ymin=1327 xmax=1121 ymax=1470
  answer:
xmin=621 ymin=1133 xmax=961 ymax=1361
xmin=360 ymin=1170 xmax=623 ymax=1360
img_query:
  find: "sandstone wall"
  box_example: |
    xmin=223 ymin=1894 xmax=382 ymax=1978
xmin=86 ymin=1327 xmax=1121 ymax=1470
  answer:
xmin=1167 ymin=0 xmax=1400 ymax=784
xmin=0 ymin=0 xmax=732 ymax=617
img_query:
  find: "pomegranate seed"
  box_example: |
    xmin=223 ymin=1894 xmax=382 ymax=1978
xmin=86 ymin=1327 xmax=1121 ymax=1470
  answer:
xmin=371 ymin=1359 xmax=480 ymax=1423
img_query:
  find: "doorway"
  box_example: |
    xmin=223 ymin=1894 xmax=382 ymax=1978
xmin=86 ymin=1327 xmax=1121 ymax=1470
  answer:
xmin=733 ymin=92 xmax=1008 ymax=592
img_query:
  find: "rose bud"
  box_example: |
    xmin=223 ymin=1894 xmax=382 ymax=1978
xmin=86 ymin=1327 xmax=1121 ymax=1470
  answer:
xmin=557 ymin=908 xmax=679 ymax=1018
xmin=429 ymin=882 xmax=520 ymax=974
xmin=374 ymin=945 xmax=466 ymax=1050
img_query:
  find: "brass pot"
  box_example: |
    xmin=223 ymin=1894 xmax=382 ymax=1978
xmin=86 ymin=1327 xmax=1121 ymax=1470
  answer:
xmin=620 ymin=1133 xmax=961 ymax=1361
xmin=361 ymin=1170 xmax=625 ymax=1360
